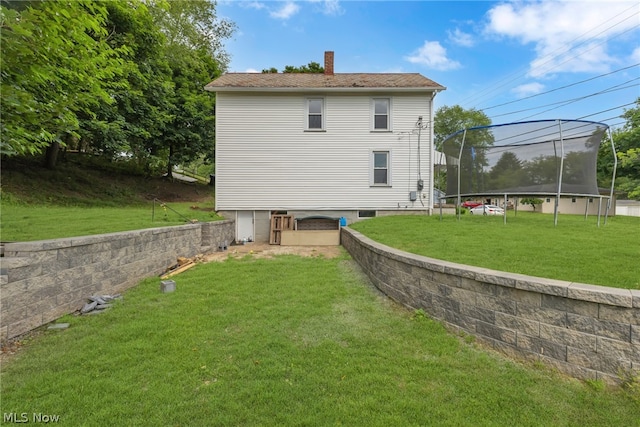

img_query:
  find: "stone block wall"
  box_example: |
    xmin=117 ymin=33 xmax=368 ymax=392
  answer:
xmin=0 ymin=220 xmax=234 ymax=340
xmin=341 ymin=227 xmax=639 ymax=384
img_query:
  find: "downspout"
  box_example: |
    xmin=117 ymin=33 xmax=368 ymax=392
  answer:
xmin=428 ymin=91 xmax=437 ymax=215
xmin=417 ymin=116 xmax=425 ymax=207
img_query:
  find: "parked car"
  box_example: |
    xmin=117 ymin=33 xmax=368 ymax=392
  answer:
xmin=462 ymin=201 xmax=483 ymax=208
xmin=469 ymin=204 xmax=505 ymax=215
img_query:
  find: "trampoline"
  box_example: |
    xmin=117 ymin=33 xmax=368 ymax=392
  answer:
xmin=439 ymin=119 xmax=616 ymax=225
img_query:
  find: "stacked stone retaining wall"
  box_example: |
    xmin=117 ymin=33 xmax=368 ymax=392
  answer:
xmin=0 ymin=220 xmax=234 ymax=340
xmin=341 ymin=227 xmax=639 ymax=384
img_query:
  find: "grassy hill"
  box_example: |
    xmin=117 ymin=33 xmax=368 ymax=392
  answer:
xmin=1 ymin=155 xmax=219 ymax=242
xmin=1 ymin=154 xmax=212 ymax=207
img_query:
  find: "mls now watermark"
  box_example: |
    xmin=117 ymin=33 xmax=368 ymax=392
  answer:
xmin=3 ymin=413 xmax=61 ymax=423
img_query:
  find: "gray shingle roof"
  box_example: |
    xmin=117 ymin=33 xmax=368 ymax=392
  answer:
xmin=205 ymin=73 xmax=445 ymax=91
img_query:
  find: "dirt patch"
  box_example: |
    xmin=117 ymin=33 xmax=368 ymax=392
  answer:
xmin=0 ymin=328 xmax=45 ymax=365
xmin=202 ymin=243 xmax=343 ymax=262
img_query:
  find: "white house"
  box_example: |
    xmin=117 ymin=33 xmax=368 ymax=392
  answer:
xmin=205 ymin=52 xmax=445 ymax=243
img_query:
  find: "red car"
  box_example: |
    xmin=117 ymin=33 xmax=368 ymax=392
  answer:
xmin=461 ymin=201 xmax=482 ymax=208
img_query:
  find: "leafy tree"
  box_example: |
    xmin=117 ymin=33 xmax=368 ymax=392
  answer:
xmin=262 ymin=61 xmax=324 ymax=74
xmin=1 ymin=0 xmax=235 ymax=176
xmin=522 ymin=155 xmax=558 ymax=186
xmin=148 ymin=0 xmax=235 ymax=177
xmin=488 ymin=151 xmax=527 ymax=191
xmin=598 ymin=97 xmax=640 ymax=199
xmin=520 ymin=197 xmax=544 ymax=211
xmin=434 ymin=105 xmax=492 ymax=195
xmin=434 ymin=105 xmax=491 ymax=148
xmin=0 ymin=1 xmax=125 ymax=166
xmin=616 ymin=148 xmax=640 ymax=199
xmin=284 ymin=61 xmax=324 ymax=73
xmin=562 ymin=151 xmax=593 ymax=186
xmin=78 ymin=1 xmax=173 ymax=168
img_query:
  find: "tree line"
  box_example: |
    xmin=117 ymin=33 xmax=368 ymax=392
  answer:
xmin=2 ymin=5 xmax=637 ymax=200
xmin=1 ymin=0 xmax=235 ymax=175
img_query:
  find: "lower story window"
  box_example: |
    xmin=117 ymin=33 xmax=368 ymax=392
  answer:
xmin=372 ymin=151 xmax=390 ymax=185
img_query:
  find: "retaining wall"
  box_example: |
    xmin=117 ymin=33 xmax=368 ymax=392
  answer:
xmin=0 ymin=220 xmax=234 ymax=340
xmin=341 ymin=227 xmax=640 ymax=384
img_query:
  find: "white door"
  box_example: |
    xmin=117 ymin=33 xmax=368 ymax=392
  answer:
xmin=236 ymin=211 xmax=254 ymax=243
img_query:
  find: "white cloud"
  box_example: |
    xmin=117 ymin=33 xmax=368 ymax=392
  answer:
xmin=237 ymin=1 xmax=267 ymax=10
xmin=484 ymin=1 xmax=639 ymax=77
xmin=405 ymin=41 xmax=461 ymax=71
xmin=512 ymin=82 xmax=545 ymax=98
xmin=631 ymin=47 xmax=640 ymax=63
xmin=245 ymin=68 xmax=261 ymax=73
xmin=448 ymin=28 xmax=475 ymax=47
xmin=270 ymin=1 xmax=300 ymax=20
xmin=310 ymin=0 xmax=344 ymax=16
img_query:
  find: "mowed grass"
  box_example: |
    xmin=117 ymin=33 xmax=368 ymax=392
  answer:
xmin=1 ymin=254 xmax=638 ymax=426
xmin=0 ymin=202 xmax=223 ymax=242
xmin=350 ymin=212 xmax=640 ymax=290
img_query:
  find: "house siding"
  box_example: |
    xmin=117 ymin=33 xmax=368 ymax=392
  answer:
xmin=215 ymin=92 xmax=433 ymax=212
xmin=516 ymin=196 xmax=615 ymax=216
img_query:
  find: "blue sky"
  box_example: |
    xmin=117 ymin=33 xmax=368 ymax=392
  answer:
xmin=217 ymin=0 xmax=639 ymax=129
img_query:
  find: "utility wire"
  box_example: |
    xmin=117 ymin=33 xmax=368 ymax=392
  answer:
xmin=482 ymin=63 xmax=639 ymax=112
xmin=516 ymin=79 xmax=640 ymax=121
xmin=489 ymin=79 xmax=640 ymax=120
xmin=462 ymin=4 xmax=639 ymax=109
xmin=492 ymin=85 xmax=638 ymax=119
xmin=528 ymin=15 xmax=640 ymax=78
xmin=577 ymin=103 xmax=638 ymax=121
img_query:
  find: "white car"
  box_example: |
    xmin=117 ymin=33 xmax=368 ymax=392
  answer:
xmin=469 ymin=204 xmax=505 ymax=215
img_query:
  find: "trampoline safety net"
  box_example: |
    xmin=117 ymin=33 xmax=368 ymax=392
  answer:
xmin=441 ymin=120 xmax=611 ymax=198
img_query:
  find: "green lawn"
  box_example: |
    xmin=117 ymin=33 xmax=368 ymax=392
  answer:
xmin=1 ymin=254 xmax=638 ymax=425
xmin=349 ymin=212 xmax=640 ymax=290
xmin=0 ymin=202 xmax=223 ymax=242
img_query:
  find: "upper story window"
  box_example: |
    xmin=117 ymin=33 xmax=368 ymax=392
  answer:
xmin=307 ymin=98 xmax=324 ymax=130
xmin=372 ymin=98 xmax=390 ymax=131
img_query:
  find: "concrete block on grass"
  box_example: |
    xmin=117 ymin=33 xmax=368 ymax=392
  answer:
xmin=47 ymin=323 xmax=70 ymax=330
xmin=160 ymin=280 xmax=176 ymax=293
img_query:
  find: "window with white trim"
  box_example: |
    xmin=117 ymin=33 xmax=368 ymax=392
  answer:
xmin=306 ymin=98 xmax=324 ymax=130
xmin=372 ymin=98 xmax=390 ymax=131
xmin=372 ymin=151 xmax=390 ymax=186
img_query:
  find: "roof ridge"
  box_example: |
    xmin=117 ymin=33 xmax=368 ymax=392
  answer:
xmin=206 ymin=72 xmax=446 ymax=91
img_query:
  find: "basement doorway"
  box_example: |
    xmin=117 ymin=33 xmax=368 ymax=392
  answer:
xmin=236 ymin=211 xmax=254 ymax=243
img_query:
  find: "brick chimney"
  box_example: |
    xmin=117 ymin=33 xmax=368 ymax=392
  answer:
xmin=324 ymin=51 xmax=334 ymax=75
